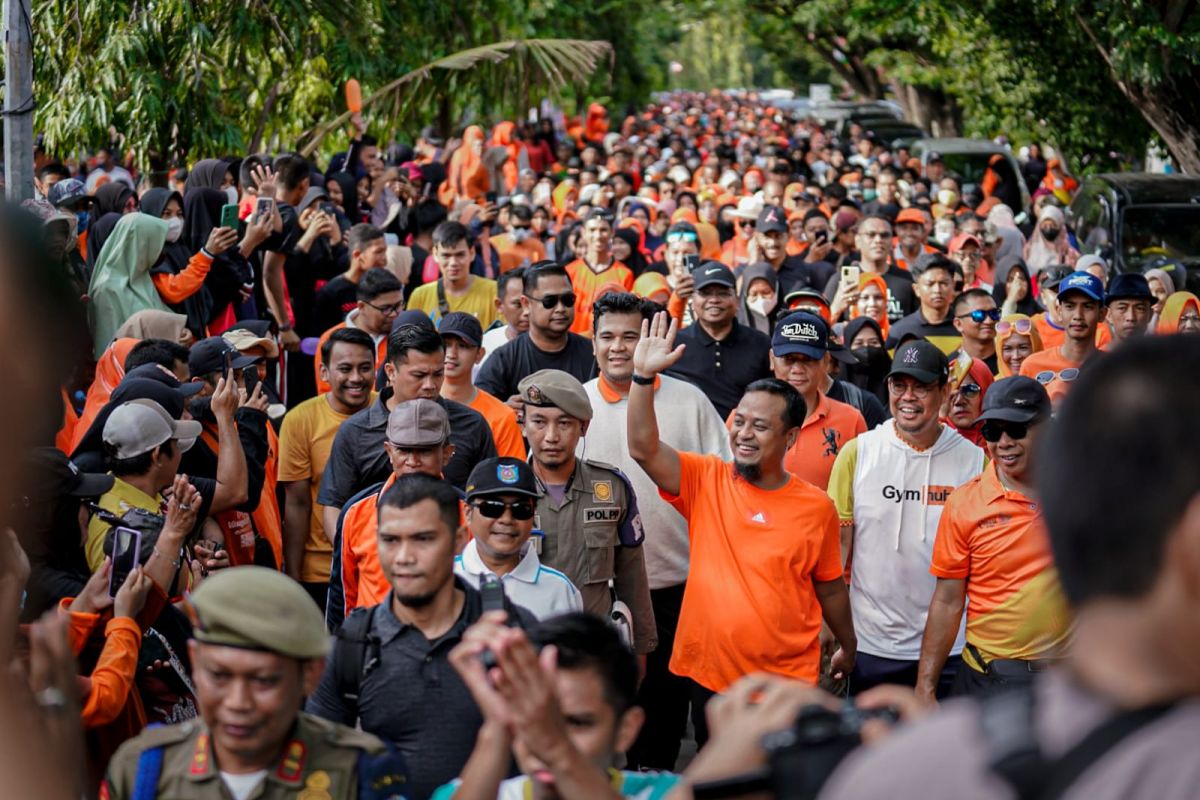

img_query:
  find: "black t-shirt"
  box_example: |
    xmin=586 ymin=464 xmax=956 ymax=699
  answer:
xmin=827 ymin=379 xmax=889 ymax=429
xmin=887 ymin=309 xmax=961 ymax=350
xmin=823 ymin=266 xmax=917 ymax=323
xmin=776 ymin=255 xmax=834 ymax=296
xmin=474 ymin=332 xmax=597 ymax=401
xmin=314 ymin=275 xmax=359 ymax=333
xmin=664 ymin=321 xmax=771 ymax=420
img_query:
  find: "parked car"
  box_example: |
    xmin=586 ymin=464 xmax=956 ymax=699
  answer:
xmin=910 ymin=138 xmax=1031 ymax=215
xmin=810 ymin=100 xmax=903 ymax=126
xmin=1066 ymin=173 xmax=1200 ymax=291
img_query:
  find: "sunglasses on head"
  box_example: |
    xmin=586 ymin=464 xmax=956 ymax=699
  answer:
xmin=527 ymin=291 xmax=577 ymax=310
xmin=997 ymin=318 xmax=1033 ymax=336
xmin=981 ymin=420 xmax=1029 ymax=443
xmin=666 ymin=231 xmax=699 ymax=243
xmin=958 ymin=308 xmax=1001 ymax=324
xmin=472 ymin=498 xmax=536 ymax=520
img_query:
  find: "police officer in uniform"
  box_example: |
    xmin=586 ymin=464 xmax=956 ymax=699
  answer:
xmin=516 ymin=369 xmax=657 ymax=658
xmin=103 ymin=566 xmax=409 ymax=800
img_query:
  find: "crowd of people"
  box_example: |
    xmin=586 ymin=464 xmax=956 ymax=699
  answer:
xmin=4 ymin=89 xmax=1200 ymax=800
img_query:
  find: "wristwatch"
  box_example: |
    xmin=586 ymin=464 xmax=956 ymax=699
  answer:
xmin=631 ymin=374 xmax=656 ymax=386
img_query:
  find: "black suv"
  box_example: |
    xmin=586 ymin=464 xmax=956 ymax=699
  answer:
xmin=1067 ymin=173 xmax=1200 ymax=292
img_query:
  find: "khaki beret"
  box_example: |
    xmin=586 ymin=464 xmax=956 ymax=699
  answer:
xmin=518 ymin=369 xmax=593 ymax=421
xmin=187 ymin=566 xmax=329 ymax=659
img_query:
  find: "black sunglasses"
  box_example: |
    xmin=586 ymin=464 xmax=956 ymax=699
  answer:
xmin=981 ymin=420 xmax=1029 ymax=443
xmin=957 ymin=308 xmax=1001 ymax=324
xmin=472 ymin=498 xmax=536 ymax=521
xmin=526 ymin=291 xmax=576 ymax=310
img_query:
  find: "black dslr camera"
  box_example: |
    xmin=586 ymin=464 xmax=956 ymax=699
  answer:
xmin=692 ymin=702 xmax=899 ymax=800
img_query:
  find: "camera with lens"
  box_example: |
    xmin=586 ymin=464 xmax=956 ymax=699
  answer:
xmin=693 ymin=701 xmax=899 ymax=800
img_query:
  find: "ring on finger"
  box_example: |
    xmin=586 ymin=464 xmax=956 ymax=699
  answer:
xmin=36 ymin=687 xmax=68 ymax=711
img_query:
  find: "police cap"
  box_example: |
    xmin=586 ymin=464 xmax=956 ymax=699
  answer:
xmin=518 ymin=369 xmax=593 ymax=421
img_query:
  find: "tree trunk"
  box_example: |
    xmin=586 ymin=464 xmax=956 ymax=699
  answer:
xmin=1112 ymin=69 xmax=1200 ymax=174
xmin=894 ymin=82 xmax=961 ymax=136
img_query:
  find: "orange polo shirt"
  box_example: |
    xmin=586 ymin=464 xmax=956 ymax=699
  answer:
xmin=466 ymin=388 xmax=527 ymax=459
xmin=312 ymin=318 xmax=388 ymax=394
xmin=1031 ymin=312 xmax=1065 ymax=350
xmin=931 ymin=463 xmax=1071 ymax=668
xmin=565 ymin=257 xmax=634 ymax=337
xmin=724 ymin=393 xmax=866 ymax=490
xmin=662 ymin=451 xmax=844 ymax=691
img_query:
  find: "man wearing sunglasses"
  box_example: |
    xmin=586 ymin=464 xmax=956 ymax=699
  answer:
xmin=917 ymin=375 xmax=1067 ymax=703
xmin=517 ymin=368 xmax=657 ymax=659
xmin=454 ymin=456 xmax=583 ymax=620
xmin=1020 ymin=271 xmax=1104 ymax=406
xmin=828 ymin=340 xmax=987 ymax=696
xmin=950 ymin=289 xmax=1001 ymax=374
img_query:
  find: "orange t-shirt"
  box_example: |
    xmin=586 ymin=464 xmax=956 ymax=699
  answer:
xmin=492 ymin=234 xmax=546 ymax=274
xmin=1019 ymin=346 xmax=1092 ymax=405
xmin=1031 ymin=312 xmax=1065 ymax=350
xmin=565 ymin=258 xmax=634 ymax=337
xmin=724 ymin=393 xmax=866 ymax=491
xmin=1095 ymin=323 xmax=1114 ymax=350
xmin=312 ymin=320 xmax=388 ymax=395
xmin=662 ymin=451 xmax=844 ymax=691
xmin=930 ymin=463 xmax=1071 ymax=666
xmin=467 ymin=388 xmax=527 ymax=459
xmin=340 ymin=475 xmax=396 ymax=614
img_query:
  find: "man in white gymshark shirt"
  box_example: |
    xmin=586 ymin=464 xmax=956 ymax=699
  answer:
xmin=827 ymin=339 xmax=985 ymax=696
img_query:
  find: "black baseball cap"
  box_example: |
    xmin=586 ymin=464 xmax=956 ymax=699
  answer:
xmin=756 ymin=205 xmax=788 ymax=234
xmin=692 ymin=261 xmax=736 ymax=291
xmin=188 ymin=336 xmax=258 ymax=378
xmin=465 ymin=457 xmax=542 ymax=501
xmin=390 ymin=309 xmax=437 ymax=334
xmin=22 ymin=447 xmax=113 ymax=502
xmin=438 ymin=312 xmax=483 ymax=347
xmin=124 ymin=363 xmax=205 ymax=397
xmin=888 ymin=340 xmax=949 ymax=385
xmin=976 ymin=376 xmax=1051 ymax=424
xmin=1039 ymin=265 xmax=1074 ymax=292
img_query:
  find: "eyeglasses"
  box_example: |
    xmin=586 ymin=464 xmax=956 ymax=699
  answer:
xmin=887 ymin=377 xmax=933 ymax=398
xmin=956 ymin=308 xmax=1001 ymax=324
xmin=472 ymin=498 xmax=536 ymax=521
xmin=526 ymin=291 xmax=576 ymax=310
xmin=365 ymin=300 xmax=403 ymax=316
xmin=996 ymin=318 xmax=1033 ymax=336
xmin=981 ymin=421 xmax=1029 ymax=443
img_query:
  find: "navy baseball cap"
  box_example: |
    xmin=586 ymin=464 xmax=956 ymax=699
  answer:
xmin=756 ymin=205 xmax=788 ymax=234
xmin=390 ymin=309 xmax=437 ymax=333
xmin=976 ymin=376 xmax=1051 ymax=424
xmin=188 ymin=337 xmax=258 ymax=378
xmin=1105 ymin=273 xmax=1153 ymax=304
xmin=888 ymin=340 xmax=949 ymax=385
xmin=772 ymin=312 xmax=829 ymax=360
xmin=438 ymin=311 xmax=483 ymax=347
xmin=1056 ymin=271 xmax=1104 ymax=303
xmin=465 ymin=456 xmax=542 ymax=500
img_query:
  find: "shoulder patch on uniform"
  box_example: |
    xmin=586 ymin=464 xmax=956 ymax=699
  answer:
xmin=592 ymin=480 xmax=613 ymax=502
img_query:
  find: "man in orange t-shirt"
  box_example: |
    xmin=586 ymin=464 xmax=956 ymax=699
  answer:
xmin=626 ymin=311 xmax=856 ymax=746
xmin=436 ymin=311 xmax=526 ymax=459
xmin=1020 ymin=271 xmax=1104 ymax=405
xmin=492 ymin=204 xmax=546 ymax=273
xmin=917 ymin=376 xmax=1070 ymax=702
xmin=566 ymin=208 xmax=633 ymax=337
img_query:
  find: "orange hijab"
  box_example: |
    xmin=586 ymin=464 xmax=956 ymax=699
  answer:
xmin=439 ymin=125 xmax=489 ymax=207
xmin=1156 ymin=292 xmax=1200 ymax=335
xmin=995 ymin=313 xmax=1044 ymax=377
xmin=856 ymin=274 xmax=891 ymax=340
xmin=491 ymin=121 xmax=524 ymax=194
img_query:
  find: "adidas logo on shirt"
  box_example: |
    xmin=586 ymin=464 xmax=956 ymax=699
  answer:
xmin=750 ymin=511 xmax=766 ymax=524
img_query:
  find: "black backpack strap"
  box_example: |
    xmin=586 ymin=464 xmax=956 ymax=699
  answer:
xmin=981 ymin=684 xmax=1177 ymax=800
xmin=436 ymin=278 xmax=450 ymax=317
xmin=332 ymin=605 xmax=380 ymax=717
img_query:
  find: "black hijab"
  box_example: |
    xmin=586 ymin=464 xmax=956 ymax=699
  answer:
xmin=613 ymin=227 xmax=647 ymax=276
xmin=993 ymin=257 xmax=1039 ymax=316
xmin=841 ymin=316 xmax=891 ymax=406
xmin=326 ymin=171 xmax=361 ymax=224
xmin=94 ymin=182 xmax=135 ymax=216
xmin=183 ymin=186 xmax=247 ymax=318
xmin=86 ymin=212 xmax=122 ymax=268
xmin=139 ymin=187 xmax=182 ymax=220
xmin=189 ymin=158 xmax=232 ymax=192
xmin=736 ymin=261 xmax=781 ymax=335
xmin=144 ymin=187 xmax=212 ymax=337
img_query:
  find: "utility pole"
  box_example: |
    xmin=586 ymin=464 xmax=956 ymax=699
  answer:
xmin=3 ymin=0 xmax=33 ymax=201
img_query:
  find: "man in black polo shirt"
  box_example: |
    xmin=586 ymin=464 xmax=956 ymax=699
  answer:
xmin=318 ymin=323 xmax=496 ymax=530
xmin=475 ymin=262 xmax=596 ymax=416
xmin=307 ymin=474 xmax=536 ymax=800
xmin=888 ymin=252 xmax=963 ymax=354
xmin=665 ymin=262 xmax=771 ymax=419
xmin=746 ymin=205 xmax=834 ymax=296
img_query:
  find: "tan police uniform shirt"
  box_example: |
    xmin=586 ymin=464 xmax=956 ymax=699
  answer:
xmin=533 ymin=458 xmax=657 ymax=654
xmin=103 ymin=711 xmax=404 ymax=800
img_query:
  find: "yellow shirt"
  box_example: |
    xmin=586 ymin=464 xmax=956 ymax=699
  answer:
xmin=86 ymin=477 xmax=163 ymax=571
xmin=407 ymin=276 xmax=499 ymax=328
xmin=277 ymin=393 xmax=371 ymax=582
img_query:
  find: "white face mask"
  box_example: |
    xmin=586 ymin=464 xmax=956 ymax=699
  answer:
xmin=165 ymin=216 xmax=184 ymax=243
xmin=747 ymin=295 xmax=778 ymax=317
xmin=225 ymin=186 xmax=239 ymax=206
xmin=510 ymin=228 xmax=530 ymax=243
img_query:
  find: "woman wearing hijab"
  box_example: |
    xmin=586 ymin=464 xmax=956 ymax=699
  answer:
xmin=86 ymin=183 xmax=138 ymax=266
xmin=612 ymin=226 xmax=648 ymax=277
xmin=942 ymin=355 xmax=994 ymax=449
xmin=736 ymin=262 xmax=781 ymax=335
xmin=1156 ymin=292 xmax=1200 ymax=335
xmin=840 ymin=316 xmax=891 ymax=407
xmin=183 ymin=185 xmax=254 ymax=332
xmin=985 ymin=203 xmax=1025 ymax=273
xmin=188 ymin=158 xmax=237 ymax=200
xmin=87 ymin=214 xmax=173 ymax=358
xmin=325 ymin=171 xmax=362 ymax=225
xmin=993 ymin=257 xmax=1040 ymax=317
xmin=1024 ymin=205 xmax=1079 ymax=273
xmin=141 ymin=187 xmax=216 ymax=338
xmin=439 ymin=126 xmax=490 ymax=207
xmin=995 ymin=313 xmax=1044 ymax=377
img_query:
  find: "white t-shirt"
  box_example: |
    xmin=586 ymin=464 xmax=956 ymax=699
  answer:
xmin=454 ymin=539 xmax=582 ymax=619
xmin=220 ymin=770 xmax=267 ymax=800
xmin=478 ymin=324 xmax=518 ymax=370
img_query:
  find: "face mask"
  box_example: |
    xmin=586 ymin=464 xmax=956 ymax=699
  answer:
xmin=747 ymin=295 xmax=777 ymax=317
xmin=934 ymin=220 xmax=955 ymax=247
xmin=76 ymin=211 xmax=89 ymax=235
xmin=1041 ymin=225 xmax=1061 ymax=241
xmin=165 ymin=216 xmax=184 ymax=243
xmin=852 ymin=345 xmax=889 ymax=366
xmin=862 ymin=189 xmax=877 ymax=202
xmin=225 ymin=186 xmax=239 ymax=206
xmin=510 ymin=228 xmax=530 ymax=243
